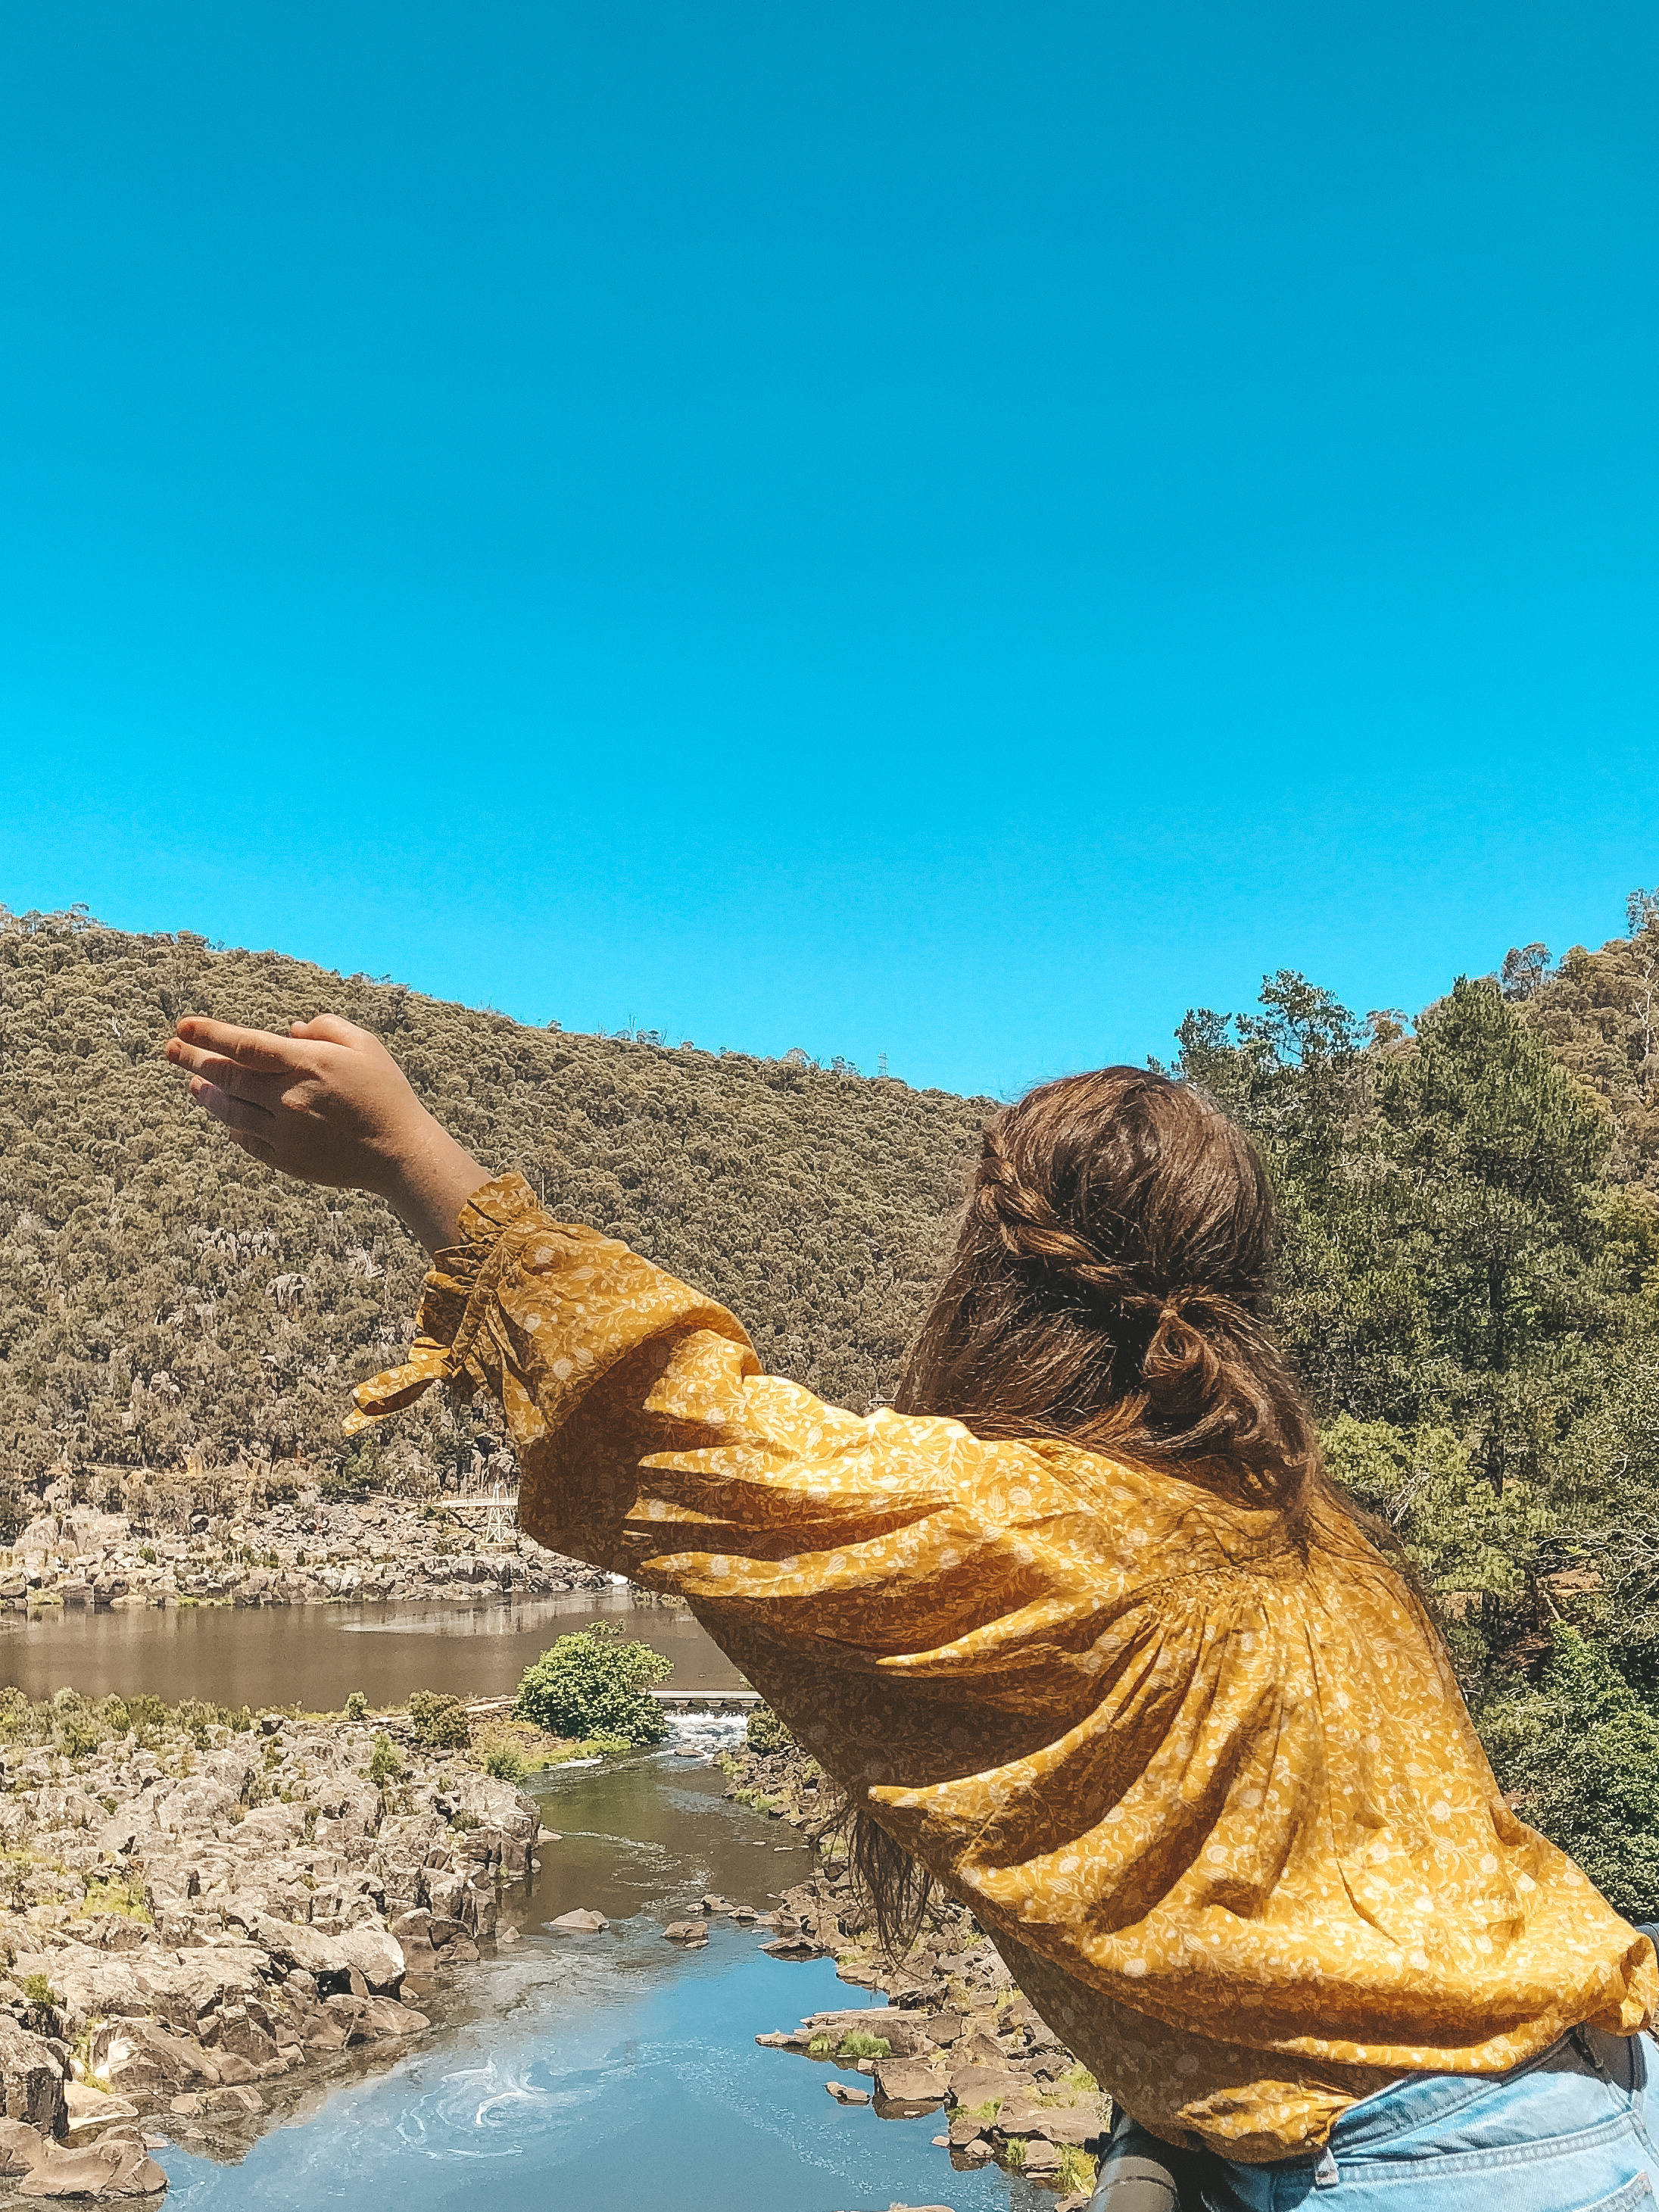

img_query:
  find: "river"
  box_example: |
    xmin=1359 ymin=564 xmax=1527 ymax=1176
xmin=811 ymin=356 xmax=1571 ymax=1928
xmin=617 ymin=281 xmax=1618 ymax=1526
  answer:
xmin=158 ymin=1749 xmax=1028 ymax=2212
xmin=0 ymin=1589 xmax=741 ymax=1708
xmin=0 ymin=1600 xmax=1028 ymax=2209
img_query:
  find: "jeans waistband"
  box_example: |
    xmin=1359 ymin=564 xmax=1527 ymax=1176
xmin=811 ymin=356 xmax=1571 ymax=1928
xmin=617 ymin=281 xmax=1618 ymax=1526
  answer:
xmin=1320 ymin=2030 xmax=1608 ymax=2160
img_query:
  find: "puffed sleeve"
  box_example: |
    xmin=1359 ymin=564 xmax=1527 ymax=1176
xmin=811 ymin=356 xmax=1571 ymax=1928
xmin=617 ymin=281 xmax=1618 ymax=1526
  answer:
xmin=348 ymin=1172 xmax=1130 ymax=1800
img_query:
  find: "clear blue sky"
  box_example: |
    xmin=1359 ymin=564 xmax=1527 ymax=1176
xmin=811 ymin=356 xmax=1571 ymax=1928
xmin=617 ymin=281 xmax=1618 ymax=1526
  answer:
xmin=2 ymin=2 xmax=1656 ymax=1100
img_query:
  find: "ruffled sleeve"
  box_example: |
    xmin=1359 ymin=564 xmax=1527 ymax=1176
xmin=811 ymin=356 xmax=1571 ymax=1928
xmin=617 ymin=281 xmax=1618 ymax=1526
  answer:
xmin=346 ymin=1172 xmax=555 ymax=1433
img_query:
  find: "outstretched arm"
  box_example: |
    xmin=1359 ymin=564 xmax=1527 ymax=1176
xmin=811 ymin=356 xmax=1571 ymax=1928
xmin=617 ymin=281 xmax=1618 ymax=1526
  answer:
xmin=165 ymin=1012 xmax=488 ymax=1255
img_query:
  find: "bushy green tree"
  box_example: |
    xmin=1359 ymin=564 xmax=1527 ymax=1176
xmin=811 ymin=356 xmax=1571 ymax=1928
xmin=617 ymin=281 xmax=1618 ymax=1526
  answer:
xmin=515 ymin=1627 xmax=672 ymax=1743
xmin=1181 ymin=959 xmax=1659 ymax=1818
xmin=1479 ymin=1629 xmax=1659 ymax=1919
xmin=407 ymin=1691 xmax=470 ymax=1749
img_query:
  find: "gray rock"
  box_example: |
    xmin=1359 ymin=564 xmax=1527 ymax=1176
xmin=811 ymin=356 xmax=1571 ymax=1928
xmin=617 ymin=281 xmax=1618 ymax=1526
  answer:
xmin=91 ymin=2021 xmax=217 ymax=2099
xmin=0 ymin=2020 xmax=67 ymax=2137
xmin=545 ymin=1909 xmax=607 ymax=1935
xmin=319 ymin=1995 xmax=428 ymax=2046
xmin=17 ymin=2136 xmax=170 ymax=2196
xmin=871 ymin=2061 xmax=948 ymax=2117
xmin=62 ymin=2084 xmax=139 ymax=2139
xmin=0 ymin=2117 xmax=50 ymax=2176
xmin=1009 ymin=2135 xmax=1062 ymax=2178
xmin=203 ymin=2087 xmax=264 ymax=2114
xmin=947 ymin=2063 xmax=1029 ymax=2107
xmin=244 ymin=1915 xmax=404 ymax=1996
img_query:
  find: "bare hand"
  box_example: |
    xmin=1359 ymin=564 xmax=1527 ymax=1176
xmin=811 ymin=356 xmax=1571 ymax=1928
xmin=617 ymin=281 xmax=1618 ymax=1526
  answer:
xmin=165 ymin=1014 xmax=489 ymax=1253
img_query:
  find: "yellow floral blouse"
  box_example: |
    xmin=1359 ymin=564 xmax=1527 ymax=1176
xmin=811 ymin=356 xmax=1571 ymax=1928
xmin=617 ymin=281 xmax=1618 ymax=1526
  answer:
xmin=351 ymin=1173 xmax=1655 ymax=2164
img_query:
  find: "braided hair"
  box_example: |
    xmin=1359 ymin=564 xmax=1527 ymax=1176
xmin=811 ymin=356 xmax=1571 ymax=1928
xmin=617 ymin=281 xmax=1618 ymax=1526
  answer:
xmin=894 ymin=1065 xmax=1316 ymax=1496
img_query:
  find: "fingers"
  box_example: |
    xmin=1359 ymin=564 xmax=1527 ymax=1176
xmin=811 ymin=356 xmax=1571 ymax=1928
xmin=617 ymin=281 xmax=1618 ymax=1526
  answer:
xmin=169 ymin=1041 xmax=292 ymax=1111
xmin=222 ymin=1127 xmax=278 ymax=1169
xmin=170 ymin=1017 xmax=313 ymax=1075
xmin=189 ymin=1076 xmax=275 ymax=1134
xmin=292 ymin=1013 xmax=370 ymax=1046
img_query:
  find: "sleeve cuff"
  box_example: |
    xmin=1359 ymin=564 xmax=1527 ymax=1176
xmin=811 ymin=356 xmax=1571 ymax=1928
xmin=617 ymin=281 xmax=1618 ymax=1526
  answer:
xmin=345 ymin=1170 xmax=542 ymax=1434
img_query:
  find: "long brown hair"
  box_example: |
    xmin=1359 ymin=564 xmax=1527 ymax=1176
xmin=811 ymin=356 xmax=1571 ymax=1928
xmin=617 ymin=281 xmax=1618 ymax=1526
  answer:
xmin=843 ymin=1067 xmax=1324 ymax=1952
xmin=896 ymin=1065 xmax=1318 ymax=1493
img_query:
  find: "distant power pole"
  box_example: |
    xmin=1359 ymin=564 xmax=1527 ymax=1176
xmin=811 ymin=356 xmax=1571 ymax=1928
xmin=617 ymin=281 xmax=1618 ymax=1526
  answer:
xmin=878 ymin=1053 xmax=888 ymax=1078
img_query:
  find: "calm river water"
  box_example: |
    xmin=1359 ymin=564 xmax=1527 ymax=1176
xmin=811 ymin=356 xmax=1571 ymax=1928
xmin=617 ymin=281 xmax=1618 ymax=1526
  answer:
xmin=157 ymin=1751 xmax=1028 ymax=2212
xmin=0 ymin=1590 xmax=740 ymax=1708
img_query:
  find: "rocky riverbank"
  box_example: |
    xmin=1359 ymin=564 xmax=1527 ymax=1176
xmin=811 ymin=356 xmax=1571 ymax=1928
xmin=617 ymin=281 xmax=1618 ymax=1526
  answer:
xmin=721 ymin=1737 xmax=1111 ymax=2209
xmin=0 ymin=1692 xmax=553 ymax=2198
xmin=0 ymin=1496 xmax=610 ymax=1614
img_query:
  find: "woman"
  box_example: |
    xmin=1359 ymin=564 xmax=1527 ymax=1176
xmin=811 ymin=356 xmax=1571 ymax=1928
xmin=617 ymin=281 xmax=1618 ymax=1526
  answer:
xmin=167 ymin=1011 xmax=1659 ymax=2211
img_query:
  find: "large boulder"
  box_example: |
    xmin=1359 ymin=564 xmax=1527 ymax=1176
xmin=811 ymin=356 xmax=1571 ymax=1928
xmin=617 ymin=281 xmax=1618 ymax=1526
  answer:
xmin=62 ymin=2083 xmax=139 ymax=2139
xmin=170 ymin=1945 xmax=270 ymax=2028
xmin=151 ymin=1780 xmax=241 ymax=1836
xmin=418 ymin=1870 xmax=467 ymax=1920
xmin=9 ymin=1945 xmax=204 ymax=2042
xmin=18 ymin=2136 xmax=169 ymax=2197
xmin=0 ymin=2020 xmax=67 ymax=2137
xmin=870 ymin=2061 xmax=948 ymax=2117
xmin=452 ymin=1777 xmax=541 ymax=1845
xmin=0 ymin=2118 xmax=49 ymax=2176
xmin=245 ymin=1915 xmax=404 ymax=1996
xmin=320 ymin=1995 xmax=429 ymax=2046
xmin=90 ymin=2020 xmax=218 ymax=2098
xmin=199 ymin=2006 xmax=279 ymax=2070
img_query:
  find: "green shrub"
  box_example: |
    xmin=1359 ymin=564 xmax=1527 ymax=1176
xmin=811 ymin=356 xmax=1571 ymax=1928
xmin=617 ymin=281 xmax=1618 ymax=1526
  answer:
xmin=51 ymin=1693 xmax=106 ymax=1760
xmin=1056 ymin=2146 xmax=1098 ymax=2194
xmin=20 ymin=1975 xmax=57 ymax=2009
xmin=81 ymin=1873 xmax=148 ymax=1921
xmin=367 ymin=1733 xmax=401 ymax=1787
xmin=745 ymin=1703 xmax=793 ymax=1755
xmin=407 ymin=1691 xmax=470 ymax=1749
xmin=345 ymin=1690 xmax=368 ymax=1722
xmin=836 ymin=2031 xmax=890 ymax=2060
xmin=514 ymin=1626 xmax=671 ymax=1744
xmin=483 ymin=1742 xmax=525 ymax=1782
xmin=322 ymin=1440 xmax=378 ymax=1502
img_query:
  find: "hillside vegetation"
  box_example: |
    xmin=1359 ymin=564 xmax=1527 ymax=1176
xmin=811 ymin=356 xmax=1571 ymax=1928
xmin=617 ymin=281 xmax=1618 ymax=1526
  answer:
xmin=1173 ymin=901 xmax=1659 ymax=1911
xmin=0 ymin=906 xmax=986 ymax=1521
xmin=6 ymin=898 xmax=1659 ymax=1908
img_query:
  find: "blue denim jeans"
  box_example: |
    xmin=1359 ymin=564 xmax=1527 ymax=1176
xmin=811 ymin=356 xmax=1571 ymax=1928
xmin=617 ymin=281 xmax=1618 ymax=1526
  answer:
xmin=1193 ymin=2026 xmax=1658 ymax=2212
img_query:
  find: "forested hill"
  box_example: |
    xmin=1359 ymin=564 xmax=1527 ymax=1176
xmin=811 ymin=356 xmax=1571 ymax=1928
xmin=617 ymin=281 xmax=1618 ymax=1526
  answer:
xmin=0 ymin=906 xmax=988 ymax=1507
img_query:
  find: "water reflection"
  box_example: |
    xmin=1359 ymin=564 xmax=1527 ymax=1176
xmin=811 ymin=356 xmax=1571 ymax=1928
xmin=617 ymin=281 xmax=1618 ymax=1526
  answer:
xmin=0 ymin=1590 xmax=739 ymax=1707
